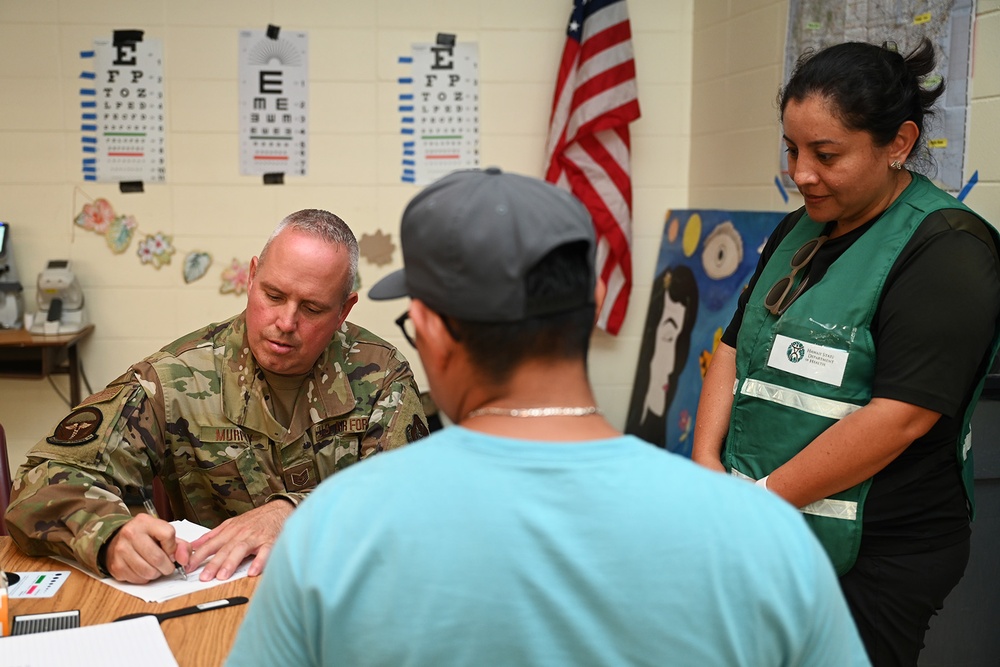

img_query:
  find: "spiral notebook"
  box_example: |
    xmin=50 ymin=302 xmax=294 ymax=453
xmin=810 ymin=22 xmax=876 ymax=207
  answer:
xmin=0 ymin=615 xmax=177 ymax=666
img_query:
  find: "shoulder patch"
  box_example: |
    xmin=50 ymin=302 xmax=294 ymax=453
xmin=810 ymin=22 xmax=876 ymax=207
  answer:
xmin=406 ymin=414 xmax=429 ymax=443
xmin=46 ymin=407 xmax=103 ymax=446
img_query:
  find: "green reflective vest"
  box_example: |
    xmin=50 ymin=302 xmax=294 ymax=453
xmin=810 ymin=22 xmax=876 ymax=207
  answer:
xmin=724 ymin=174 xmax=998 ymax=575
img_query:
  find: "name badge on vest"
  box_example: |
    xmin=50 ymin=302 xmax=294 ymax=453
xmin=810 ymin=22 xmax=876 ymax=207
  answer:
xmin=316 ymin=416 xmax=370 ymax=441
xmin=767 ymin=334 xmax=849 ymax=387
xmin=199 ymin=427 xmax=250 ymax=444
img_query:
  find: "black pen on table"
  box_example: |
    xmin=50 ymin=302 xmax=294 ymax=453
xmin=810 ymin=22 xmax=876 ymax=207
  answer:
xmin=139 ymin=487 xmax=187 ymax=580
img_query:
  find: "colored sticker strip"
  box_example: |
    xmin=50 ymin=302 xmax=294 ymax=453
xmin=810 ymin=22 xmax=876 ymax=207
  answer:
xmin=957 ymin=170 xmax=978 ymax=202
xmin=774 ymin=175 xmax=789 ymax=203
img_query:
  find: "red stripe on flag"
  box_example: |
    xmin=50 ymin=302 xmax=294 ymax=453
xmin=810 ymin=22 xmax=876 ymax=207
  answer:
xmin=579 ymin=21 xmax=633 ymax=64
xmin=567 ymin=147 xmax=632 ymax=287
xmin=568 ymin=61 xmax=638 ymax=121
xmin=544 ymin=0 xmax=640 ymax=335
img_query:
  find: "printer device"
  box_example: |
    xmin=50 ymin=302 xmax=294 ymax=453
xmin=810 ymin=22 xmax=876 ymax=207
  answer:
xmin=0 ymin=221 xmax=25 ymax=329
xmin=30 ymin=260 xmax=87 ymax=335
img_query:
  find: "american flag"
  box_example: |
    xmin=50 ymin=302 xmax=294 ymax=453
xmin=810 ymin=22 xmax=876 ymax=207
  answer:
xmin=544 ymin=0 xmax=640 ymax=335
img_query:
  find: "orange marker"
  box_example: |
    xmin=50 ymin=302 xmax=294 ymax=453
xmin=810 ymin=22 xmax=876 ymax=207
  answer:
xmin=0 ymin=569 xmax=10 ymax=637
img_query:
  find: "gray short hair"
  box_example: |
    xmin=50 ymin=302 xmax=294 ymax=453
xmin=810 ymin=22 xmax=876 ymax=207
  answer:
xmin=259 ymin=209 xmax=359 ymax=300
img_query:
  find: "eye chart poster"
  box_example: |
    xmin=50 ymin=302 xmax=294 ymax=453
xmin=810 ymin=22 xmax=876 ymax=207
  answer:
xmin=402 ymin=42 xmax=479 ymax=185
xmin=81 ymin=32 xmax=165 ymax=183
xmin=239 ymin=28 xmax=309 ymax=177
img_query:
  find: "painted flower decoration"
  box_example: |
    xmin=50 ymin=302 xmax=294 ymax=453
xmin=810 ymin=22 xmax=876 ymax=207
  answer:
xmin=136 ymin=232 xmax=175 ymax=269
xmin=359 ymin=230 xmax=395 ymax=267
xmin=220 ymin=258 xmax=251 ymax=295
xmin=699 ymin=327 xmax=724 ymax=378
xmin=75 ymin=198 xmax=117 ymax=233
xmin=105 ymin=215 xmax=137 ymax=254
xmin=183 ymin=251 xmax=213 ymax=284
xmin=677 ymin=409 xmax=692 ymax=442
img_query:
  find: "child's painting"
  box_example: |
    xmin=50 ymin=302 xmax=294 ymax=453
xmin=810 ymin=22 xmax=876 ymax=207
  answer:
xmin=626 ymin=209 xmax=787 ymax=456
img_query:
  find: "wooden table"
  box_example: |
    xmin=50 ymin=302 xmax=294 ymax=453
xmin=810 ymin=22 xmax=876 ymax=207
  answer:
xmin=0 ymin=324 xmax=95 ymax=407
xmin=0 ymin=537 xmax=259 ymax=666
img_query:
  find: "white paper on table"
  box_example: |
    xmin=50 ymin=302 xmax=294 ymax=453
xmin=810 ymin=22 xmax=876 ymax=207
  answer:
xmin=56 ymin=520 xmax=252 ymax=603
xmin=0 ymin=615 xmax=178 ymax=667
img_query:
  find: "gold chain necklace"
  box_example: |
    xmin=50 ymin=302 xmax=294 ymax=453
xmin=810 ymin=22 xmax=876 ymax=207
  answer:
xmin=464 ymin=406 xmax=601 ymax=420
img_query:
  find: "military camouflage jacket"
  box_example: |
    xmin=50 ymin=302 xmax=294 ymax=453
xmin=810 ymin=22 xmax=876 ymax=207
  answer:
xmin=5 ymin=314 xmax=428 ymax=575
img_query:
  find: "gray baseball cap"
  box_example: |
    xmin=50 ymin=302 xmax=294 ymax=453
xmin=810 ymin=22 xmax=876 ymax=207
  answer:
xmin=368 ymin=167 xmax=596 ymax=322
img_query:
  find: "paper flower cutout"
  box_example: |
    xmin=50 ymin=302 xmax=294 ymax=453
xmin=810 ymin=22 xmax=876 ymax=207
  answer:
xmin=183 ymin=251 xmax=213 ymax=283
xmin=75 ymin=198 xmax=117 ymax=233
xmin=105 ymin=215 xmax=137 ymax=254
xmin=75 ymin=198 xmax=139 ymax=254
xmin=359 ymin=230 xmax=395 ymax=267
xmin=137 ymin=232 xmax=175 ymax=269
xmin=220 ymin=258 xmax=250 ymax=295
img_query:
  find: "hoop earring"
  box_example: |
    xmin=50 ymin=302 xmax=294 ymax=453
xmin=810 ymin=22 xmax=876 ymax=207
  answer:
xmin=890 ymin=160 xmax=903 ymax=170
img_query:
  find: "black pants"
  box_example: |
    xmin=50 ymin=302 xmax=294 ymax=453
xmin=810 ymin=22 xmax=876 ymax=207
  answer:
xmin=839 ymin=538 xmax=970 ymax=667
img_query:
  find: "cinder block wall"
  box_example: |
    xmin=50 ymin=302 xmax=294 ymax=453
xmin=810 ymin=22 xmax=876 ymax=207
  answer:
xmin=689 ymin=1 xmax=1000 ymax=226
xmin=3 ymin=0 xmax=994 ymax=471
xmin=0 ymin=0 xmax=693 ymax=466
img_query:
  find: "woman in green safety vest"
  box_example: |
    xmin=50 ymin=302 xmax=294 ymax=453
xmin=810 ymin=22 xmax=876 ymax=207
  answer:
xmin=692 ymin=38 xmax=1000 ymax=667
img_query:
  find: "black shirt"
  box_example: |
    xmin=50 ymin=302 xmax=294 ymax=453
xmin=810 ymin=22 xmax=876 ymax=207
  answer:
xmin=723 ymin=207 xmax=1000 ymax=554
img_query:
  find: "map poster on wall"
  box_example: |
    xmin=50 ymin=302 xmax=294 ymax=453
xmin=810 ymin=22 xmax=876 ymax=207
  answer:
xmin=82 ymin=32 xmax=166 ymax=183
xmin=403 ymin=42 xmax=479 ymax=185
xmin=783 ymin=0 xmax=975 ymax=191
xmin=238 ymin=29 xmax=308 ymax=177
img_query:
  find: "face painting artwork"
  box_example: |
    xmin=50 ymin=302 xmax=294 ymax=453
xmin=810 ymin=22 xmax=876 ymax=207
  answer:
xmin=626 ymin=210 xmax=785 ymax=454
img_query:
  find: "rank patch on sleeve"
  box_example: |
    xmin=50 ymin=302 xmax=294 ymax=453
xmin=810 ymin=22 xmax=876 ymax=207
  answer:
xmin=46 ymin=407 xmax=104 ymax=446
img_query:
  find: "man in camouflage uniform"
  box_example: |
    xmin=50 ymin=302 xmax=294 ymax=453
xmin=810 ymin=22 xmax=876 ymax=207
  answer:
xmin=5 ymin=209 xmax=428 ymax=584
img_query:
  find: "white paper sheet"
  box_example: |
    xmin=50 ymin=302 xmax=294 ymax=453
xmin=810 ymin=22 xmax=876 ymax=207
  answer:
xmin=57 ymin=520 xmax=252 ymax=603
xmin=0 ymin=615 xmax=178 ymax=666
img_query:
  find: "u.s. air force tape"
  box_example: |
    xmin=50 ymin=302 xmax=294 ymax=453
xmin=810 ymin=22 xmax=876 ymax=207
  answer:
xmin=46 ymin=407 xmax=103 ymax=446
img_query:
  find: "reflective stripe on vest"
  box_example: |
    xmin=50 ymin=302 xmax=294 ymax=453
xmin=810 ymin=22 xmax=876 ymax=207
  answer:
xmin=730 ymin=467 xmax=858 ymax=521
xmin=739 ymin=378 xmax=863 ymax=420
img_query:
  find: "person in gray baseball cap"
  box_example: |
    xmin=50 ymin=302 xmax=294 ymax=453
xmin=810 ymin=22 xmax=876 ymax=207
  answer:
xmin=227 ymin=168 xmax=869 ymax=667
xmin=368 ymin=165 xmax=597 ymax=323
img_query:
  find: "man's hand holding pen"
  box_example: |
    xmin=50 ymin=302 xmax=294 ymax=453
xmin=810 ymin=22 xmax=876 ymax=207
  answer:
xmin=140 ymin=493 xmax=188 ymax=581
xmin=102 ymin=487 xmax=290 ymax=584
xmin=105 ymin=507 xmax=193 ymax=585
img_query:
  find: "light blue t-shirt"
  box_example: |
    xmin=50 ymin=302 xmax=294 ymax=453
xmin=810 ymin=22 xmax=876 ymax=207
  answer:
xmin=226 ymin=429 xmax=869 ymax=666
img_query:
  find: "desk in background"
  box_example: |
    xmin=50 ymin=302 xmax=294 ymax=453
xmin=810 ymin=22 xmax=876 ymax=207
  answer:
xmin=0 ymin=537 xmax=258 ymax=666
xmin=0 ymin=324 xmax=94 ymax=407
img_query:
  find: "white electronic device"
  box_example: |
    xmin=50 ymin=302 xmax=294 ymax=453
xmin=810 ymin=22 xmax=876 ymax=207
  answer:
xmin=0 ymin=221 xmax=25 ymax=330
xmin=30 ymin=260 xmax=87 ymax=335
